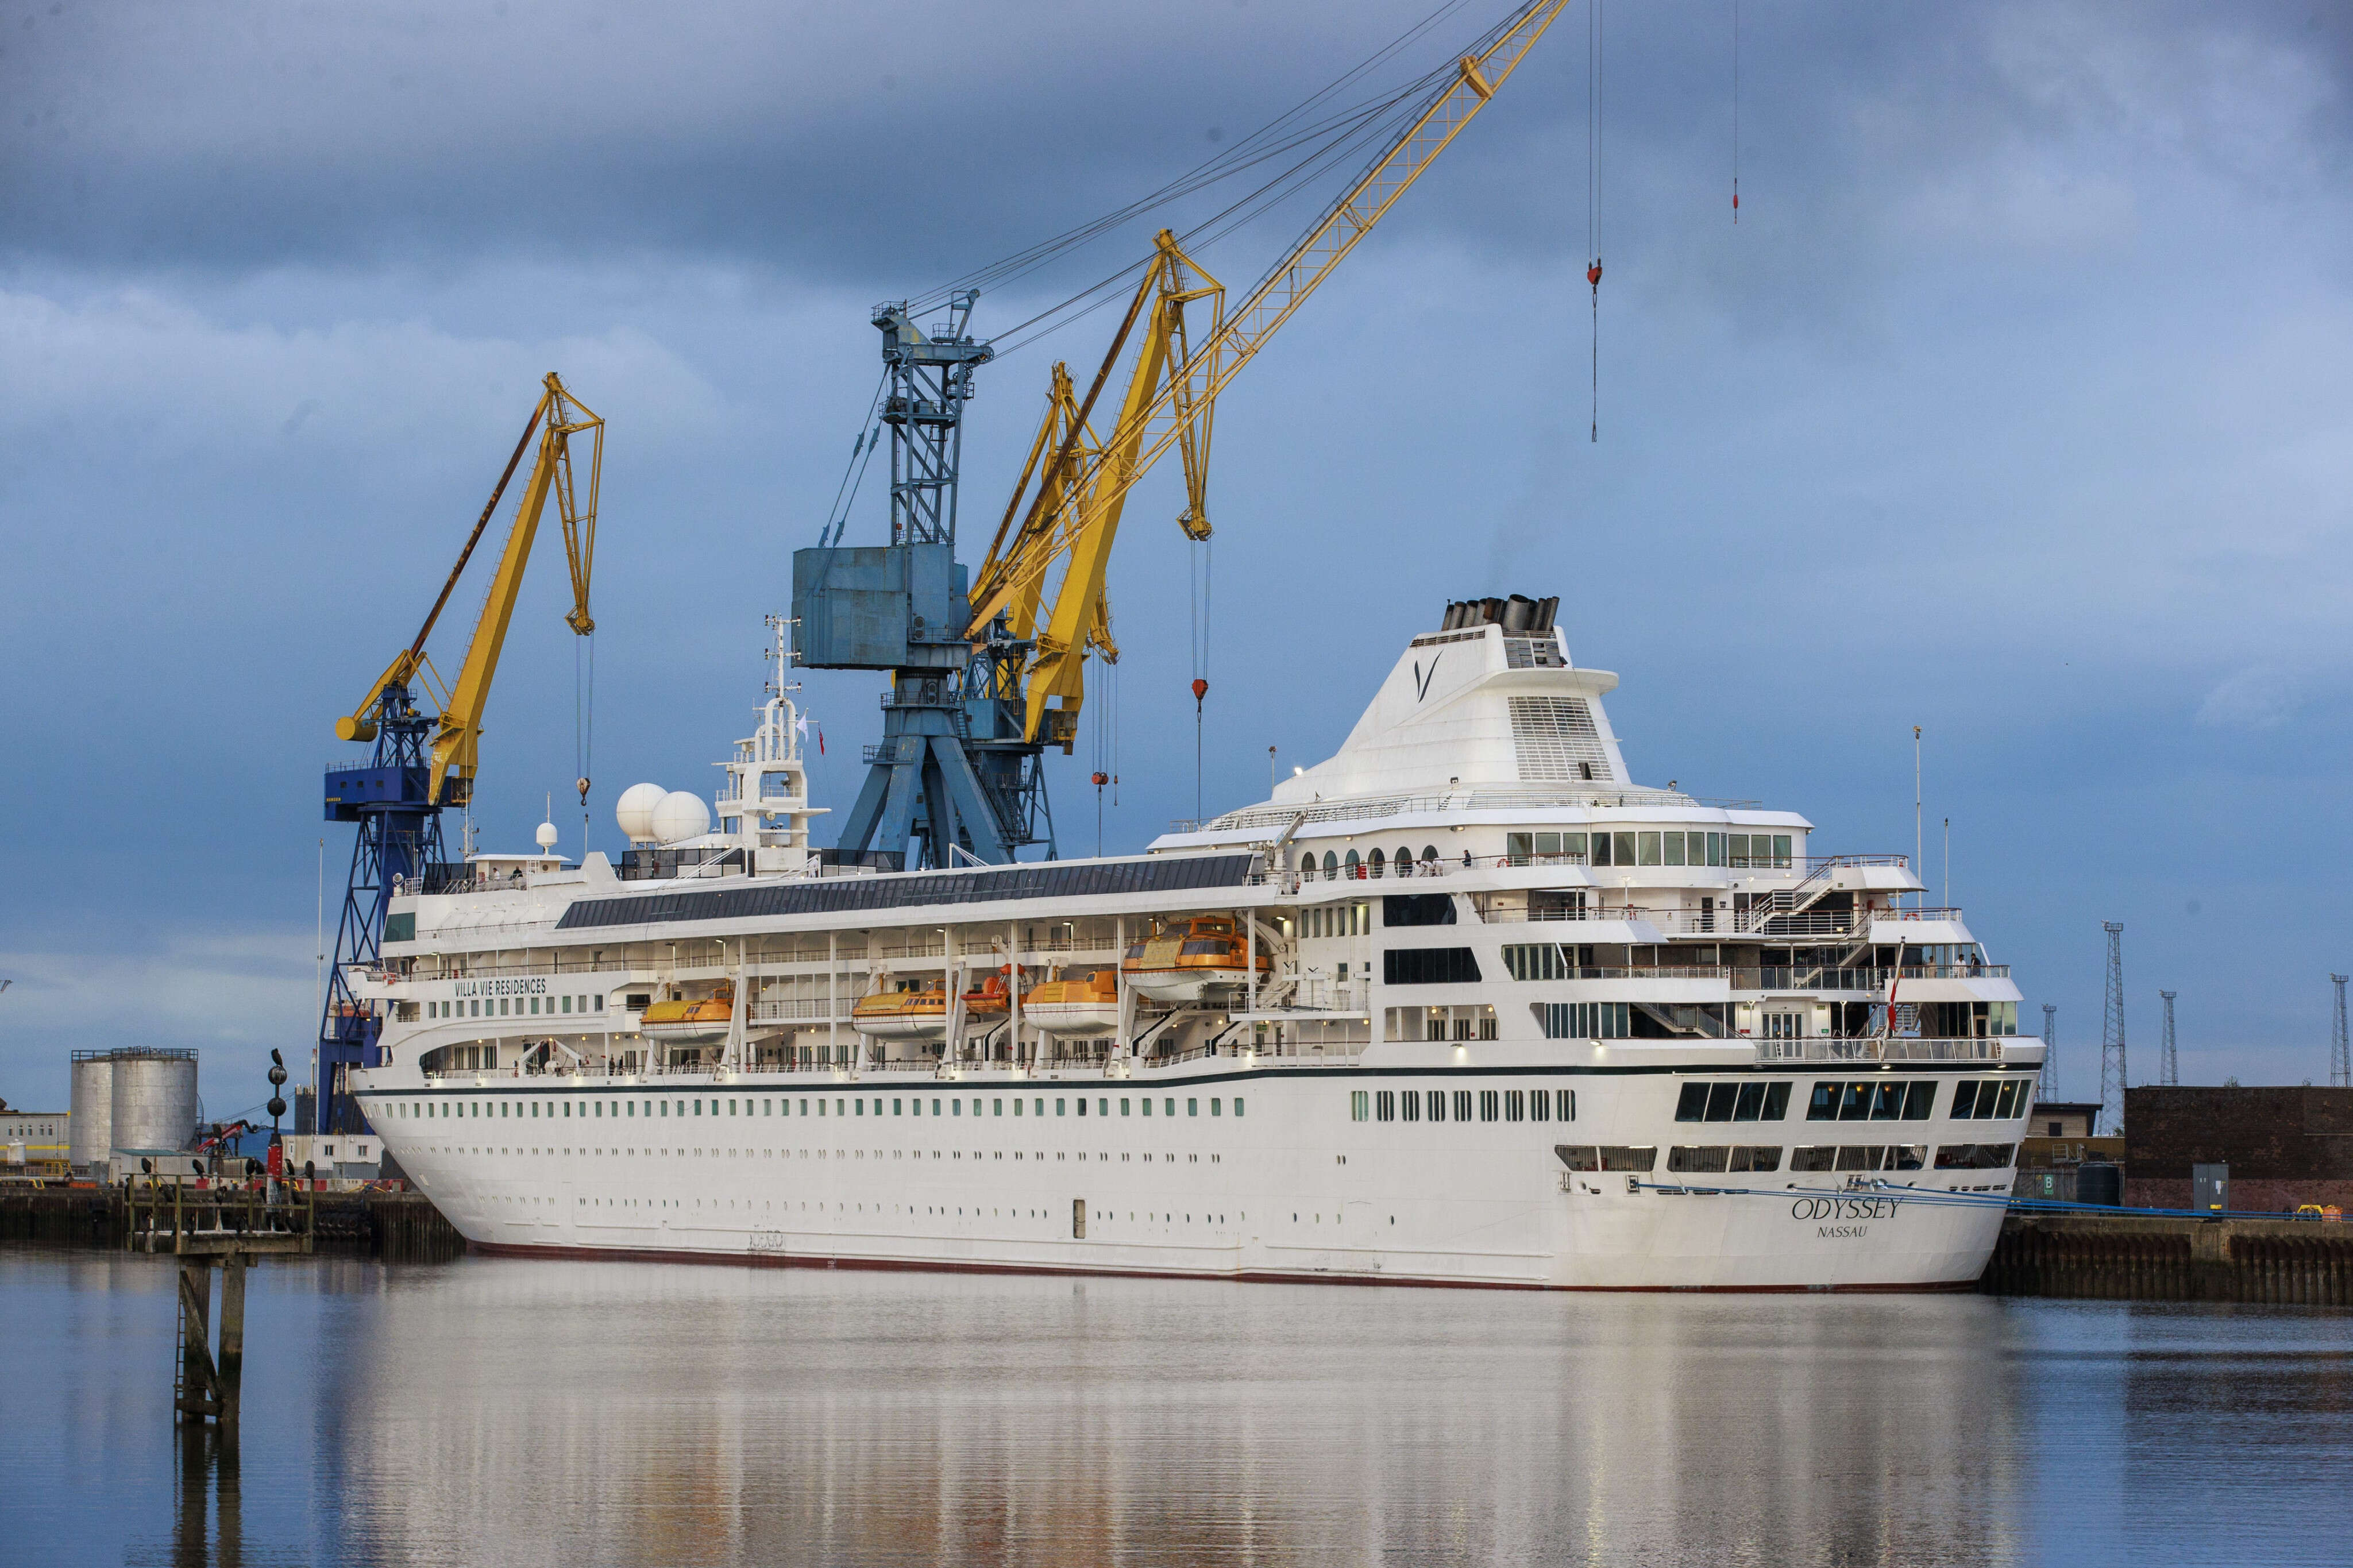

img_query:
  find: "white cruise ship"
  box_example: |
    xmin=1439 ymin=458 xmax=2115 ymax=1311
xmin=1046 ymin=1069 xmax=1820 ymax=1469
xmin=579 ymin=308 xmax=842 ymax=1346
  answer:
xmin=350 ymin=596 xmax=2039 ymax=1290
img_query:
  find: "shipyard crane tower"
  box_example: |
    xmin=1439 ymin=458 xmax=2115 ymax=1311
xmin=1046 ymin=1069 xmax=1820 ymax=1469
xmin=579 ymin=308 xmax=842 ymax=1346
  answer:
xmin=796 ymin=0 xmax=1579 ymax=871
xmin=315 ymin=374 xmax=602 ymax=1134
xmin=790 ymin=295 xmax=1054 ymax=871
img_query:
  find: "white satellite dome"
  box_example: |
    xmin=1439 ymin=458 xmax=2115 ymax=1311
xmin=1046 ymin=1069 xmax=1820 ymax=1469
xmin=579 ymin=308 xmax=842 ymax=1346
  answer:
xmin=535 ymin=820 xmax=560 ymax=852
xmin=615 ymin=782 xmax=666 ymax=844
xmin=650 ymin=790 xmax=711 ymax=845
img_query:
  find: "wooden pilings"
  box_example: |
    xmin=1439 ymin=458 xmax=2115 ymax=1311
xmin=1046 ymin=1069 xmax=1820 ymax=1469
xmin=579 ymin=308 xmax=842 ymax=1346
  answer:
xmin=1984 ymin=1212 xmax=2353 ymax=1304
xmin=174 ymin=1254 xmax=250 ymax=1427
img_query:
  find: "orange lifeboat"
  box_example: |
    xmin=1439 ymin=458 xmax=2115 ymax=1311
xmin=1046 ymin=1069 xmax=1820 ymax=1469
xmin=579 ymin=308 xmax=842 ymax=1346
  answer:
xmin=1021 ymin=967 xmax=1121 ymax=1037
xmin=639 ymin=982 xmax=732 ymax=1044
xmin=1120 ymin=916 xmax=1272 ymax=1003
xmin=851 ymin=973 xmax=1012 ymax=1042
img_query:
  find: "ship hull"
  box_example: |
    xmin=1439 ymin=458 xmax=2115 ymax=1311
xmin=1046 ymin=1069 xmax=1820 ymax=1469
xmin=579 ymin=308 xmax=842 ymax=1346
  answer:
xmin=358 ymin=1053 xmax=2016 ymax=1292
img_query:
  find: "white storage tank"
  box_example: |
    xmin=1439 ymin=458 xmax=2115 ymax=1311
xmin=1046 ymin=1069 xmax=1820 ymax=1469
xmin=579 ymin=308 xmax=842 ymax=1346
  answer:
xmin=68 ymin=1052 xmax=115 ymax=1172
xmin=110 ymin=1049 xmax=200 ymax=1155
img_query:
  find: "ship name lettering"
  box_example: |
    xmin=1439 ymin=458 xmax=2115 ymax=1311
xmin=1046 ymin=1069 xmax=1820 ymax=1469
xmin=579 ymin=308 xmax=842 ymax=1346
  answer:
xmin=1789 ymin=1198 xmax=1899 ymax=1222
xmin=453 ymin=977 xmax=550 ymax=999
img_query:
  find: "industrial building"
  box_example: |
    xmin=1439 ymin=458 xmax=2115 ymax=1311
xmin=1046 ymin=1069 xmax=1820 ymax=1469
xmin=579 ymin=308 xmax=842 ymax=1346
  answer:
xmin=2124 ymin=1085 xmax=2353 ymax=1213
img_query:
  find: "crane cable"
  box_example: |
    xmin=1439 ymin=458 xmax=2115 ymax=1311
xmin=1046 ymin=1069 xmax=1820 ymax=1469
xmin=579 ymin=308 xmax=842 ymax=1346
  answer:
xmin=575 ymin=632 xmax=594 ymax=840
xmin=1732 ymin=0 xmax=1741 ymax=222
xmin=1587 ymin=0 xmax=1603 ymax=444
xmin=1189 ymin=540 xmax=1212 ymax=827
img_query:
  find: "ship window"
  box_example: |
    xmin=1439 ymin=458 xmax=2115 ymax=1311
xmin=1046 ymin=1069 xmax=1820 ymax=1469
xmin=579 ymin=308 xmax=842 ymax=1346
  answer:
xmin=1035 ymin=1098 xmax=1046 ymax=1117
xmin=1141 ymin=1098 xmax=1151 ymax=1116
xmin=1591 ymin=833 xmax=1612 ymax=867
xmin=1395 ymin=845 xmax=1414 ymax=870
xmin=1324 ymin=852 xmax=1338 ymax=877
xmin=1664 ymin=833 xmax=1687 ymax=867
xmin=1935 ymin=1143 xmax=2016 ymax=1170
xmin=1120 ymin=1098 xmax=1131 ymax=1116
xmin=1351 ymin=1091 xmax=1370 ymax=1122
xmin=1375 ymin=1092 xmax=1394 ymax=1122
xmin=1891 ymin=1145 xmax=1926 ymax=1170
xmin=993 ymin=1099 xmax=1003 ymax=1117
xmin=1235 ymin=1098 xmax=1245 ymax=1118
xmin=1542 ymin=1002 xmax=1628 ymax=1040
xmin=1952 ymin=1081 xmax=1980 ymax=1118
xmin=1598 ymin=1146 xmax=1657 ymax=1172
xmin=1454 ymin=1090 xmax=1473 ymax=1122
xmin=1838 ymin=1083 xmax=1876 ymax=1121
xmin=1871 ymin=1083 xmax=1904 ymax=1121
xmin=593 ymin=995 xmax=603 ymax=1010
xmin=1705 ymin=1083 xmax=1739 ymax=1122
xmin=1505 ymin=1090 xmax=1524 ymax=1122
xmin=1903 ymin=1082 xmax=1935 ymax=1119
xmin=1807 ymin=1083 xmax=1838 ymax=1121
xmin=1638 ymin=832 xmax=1661 ymax=866
xmin=1166 ymin=1099 xmax=1176 ymax=1117
xmin=1402 ymin=1091 xmax=1421 ymax=1122
xmin=1675 ymin=1083 xmax=1709 ymax=1122
xmin=1368 ymin=849 xmax=1385 ymax=875
xmin=1383 ymin=894 xmax=1456 ymax=927
xmin=1836 ymin=1146 xmax=1884 ymax=1173
xmin=1345 ymin=850 xmax=1360 ymax=874
xmin=1421 ymin=846 xmax=1438 ymax=864
xmin=1384 ymin=948 xmax=1480 ymax=985
xmin=1426 ymin=1090 xmax=1445 ymax=1122
xmin=1667 ymin=1146 xmax=1729 ymax=1173
xmin=1730 ymin=1146 xmax=1781 ymax=1172
xmin=1095 ymin=1098 xmax=1106 ymax=1116
xmin=1791 ymin=1146 xmax=1836 ymax=1172
xmin=1731 ymin=1083 xmax=1765 ymax=1121
xmin=1997 ymin=1080 xmax=2024 ymax=1118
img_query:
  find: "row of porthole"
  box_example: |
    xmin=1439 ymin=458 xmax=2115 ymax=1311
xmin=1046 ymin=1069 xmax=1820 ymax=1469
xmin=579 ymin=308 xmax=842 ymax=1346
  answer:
xmin=386 ymin=1095 xmax=1244 ymax=1121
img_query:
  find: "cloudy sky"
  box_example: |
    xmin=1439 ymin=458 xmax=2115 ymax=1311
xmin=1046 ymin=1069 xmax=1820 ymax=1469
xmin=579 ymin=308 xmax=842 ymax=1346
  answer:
xmin=2 ymin=0 xmax=2348 ymax=1117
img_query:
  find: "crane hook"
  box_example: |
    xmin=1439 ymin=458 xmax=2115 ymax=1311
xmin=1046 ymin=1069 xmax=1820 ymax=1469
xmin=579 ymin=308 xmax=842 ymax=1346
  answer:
xmin=1587 ymin=258 xmax=1603 ymax=292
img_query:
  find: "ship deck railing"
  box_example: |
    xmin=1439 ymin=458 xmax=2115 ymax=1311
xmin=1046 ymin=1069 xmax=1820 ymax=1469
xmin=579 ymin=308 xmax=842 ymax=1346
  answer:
xmin=1754 ymin=1036 xmax=2018 ymax=1065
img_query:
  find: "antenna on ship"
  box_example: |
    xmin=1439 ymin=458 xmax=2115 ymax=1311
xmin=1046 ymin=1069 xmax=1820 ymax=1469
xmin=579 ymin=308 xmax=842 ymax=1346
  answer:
xmin=2040 ymin=1003 xmax=2058 ymax=1101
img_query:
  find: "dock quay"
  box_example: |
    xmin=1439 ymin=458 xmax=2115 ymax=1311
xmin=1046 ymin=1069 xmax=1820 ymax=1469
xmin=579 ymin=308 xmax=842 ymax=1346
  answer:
xmin=1 ymin=1186 xmax=464 ymax=1263
xmin=1981 ymin=1211 xmax=2353 ymax=1304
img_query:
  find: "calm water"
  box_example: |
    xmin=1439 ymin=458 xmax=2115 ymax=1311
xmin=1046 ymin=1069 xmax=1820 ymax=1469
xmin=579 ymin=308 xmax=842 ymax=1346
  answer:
xmin=4 ymin=1248 xmax=2350 ymax=1567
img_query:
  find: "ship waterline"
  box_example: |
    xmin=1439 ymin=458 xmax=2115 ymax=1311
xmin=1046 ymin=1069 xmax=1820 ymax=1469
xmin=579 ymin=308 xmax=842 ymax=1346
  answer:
xmin=351 ymin=597 xmax=2038 ymax=1290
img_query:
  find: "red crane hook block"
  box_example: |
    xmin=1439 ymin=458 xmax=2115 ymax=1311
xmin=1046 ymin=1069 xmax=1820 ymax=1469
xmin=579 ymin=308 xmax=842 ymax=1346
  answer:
xmin=1587 ymin=258 xmax=1603 ymax=290
xmin=1191 ymin=678 xmax=1209 ymax=706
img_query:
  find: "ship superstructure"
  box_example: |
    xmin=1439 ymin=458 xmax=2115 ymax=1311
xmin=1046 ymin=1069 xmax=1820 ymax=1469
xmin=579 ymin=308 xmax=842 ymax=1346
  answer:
xmin=346 ymin=597 xmax=2038 ymax=1290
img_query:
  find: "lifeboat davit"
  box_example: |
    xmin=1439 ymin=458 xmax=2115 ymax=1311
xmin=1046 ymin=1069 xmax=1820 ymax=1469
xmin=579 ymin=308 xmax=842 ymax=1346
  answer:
xmin=851 ymin=974 xmax=1011 ymax=1042
xmin=1021 ymin=967 xmax=1121 ymax=1037
xmin=1120 ymin=916 xmax=1272 ymax=1003
xmin=639 ymin=982 xmax=732 ymax=1044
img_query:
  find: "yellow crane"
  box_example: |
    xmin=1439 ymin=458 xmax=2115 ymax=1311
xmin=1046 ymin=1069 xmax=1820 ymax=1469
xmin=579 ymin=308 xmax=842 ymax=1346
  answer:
xmin=964 ymin=0 xmax=1573 ymax=747
xmin=334 ymin=371 xmax=603 ymax=808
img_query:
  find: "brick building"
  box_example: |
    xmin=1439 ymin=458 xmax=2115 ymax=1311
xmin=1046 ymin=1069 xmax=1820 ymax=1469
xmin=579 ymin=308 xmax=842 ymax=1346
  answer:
xmin=2124 ymin=1086 xmax=2353 ymax=1213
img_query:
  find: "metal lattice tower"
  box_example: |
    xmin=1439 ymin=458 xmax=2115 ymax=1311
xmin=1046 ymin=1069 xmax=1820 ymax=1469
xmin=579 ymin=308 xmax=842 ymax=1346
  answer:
xmin=2101 ymin=922 xmax=2128 ymax=1132
xmin=2159 ymin=990 xmax=2178 ymax=1086
xmin=2040 ymin=1003 xmax=2057 ymax=1100
xmin=2332 ymin=974 xmax=2350 ymax=1089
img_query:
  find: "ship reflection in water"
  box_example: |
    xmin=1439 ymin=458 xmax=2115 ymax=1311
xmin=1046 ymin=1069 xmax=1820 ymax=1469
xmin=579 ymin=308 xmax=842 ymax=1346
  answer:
xmin=6 ymin=1252 xmax=2352 ymax=1566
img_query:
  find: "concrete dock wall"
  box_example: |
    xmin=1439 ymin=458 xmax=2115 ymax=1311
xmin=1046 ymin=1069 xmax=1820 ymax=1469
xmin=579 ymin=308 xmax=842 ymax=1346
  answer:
xmin=1984 ymin=1212 xmax=2353 ymax=1304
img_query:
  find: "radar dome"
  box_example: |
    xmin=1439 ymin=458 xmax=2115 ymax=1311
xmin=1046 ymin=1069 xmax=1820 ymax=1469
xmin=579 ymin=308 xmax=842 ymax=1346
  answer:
xmin=535 ymin=821 xmax=560 ymax=852
xmin=615 ymin=782 xmax=666 ymax=844
xmin=651 ymin=790 xmax=711 ymax=845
